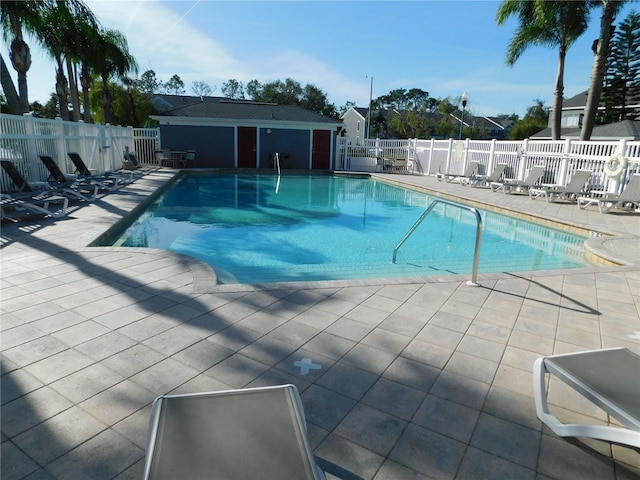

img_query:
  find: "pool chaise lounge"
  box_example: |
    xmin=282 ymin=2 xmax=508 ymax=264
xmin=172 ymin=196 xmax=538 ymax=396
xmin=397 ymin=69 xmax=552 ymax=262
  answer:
xmin=465 ymin=162 xmax=508 ymax=187
xmin=1 ymin=159 xmax=98 ymax=202
xmin=67 ymin=152 xmax=133 ymax=188
xmin=437 ymin=161 xmax=479 ymax=184
xmin=577 ymin=174 xmax=640 ymax=213
xmin=533 ymin=348 xmax=640 ymax=448
xmin=40 ymin=154 xmax=120 ymax=192
xmin=144 ymin=385 xmax=326 ymax=480
xmin=490 ymin=165 xmax=545 ymax=194
xmin=1 ymin=191 xmax=68 ymax=219
xmin=529 ymin=169 xmax=593 ymax=203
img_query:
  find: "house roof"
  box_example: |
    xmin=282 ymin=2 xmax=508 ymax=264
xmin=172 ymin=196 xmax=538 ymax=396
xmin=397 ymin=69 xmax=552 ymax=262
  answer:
xmin=531 ymin=120 xmax=640 ymax=140
xmin=563 ymin=91 xmax=589 ymax=109
xmin=152 ymin=97 xmax=341 ymax=125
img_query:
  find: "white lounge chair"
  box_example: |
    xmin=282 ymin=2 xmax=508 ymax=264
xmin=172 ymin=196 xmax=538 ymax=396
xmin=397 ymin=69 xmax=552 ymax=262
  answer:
xmin=533 ymin=348 xmax=640 ymax=448
xmin=529 ymin=169 xmax=592 ymax=203
xmin=577 ymin=174 xmax=640 ymax=213
xmin=466 ymin=162 xmax=508 ymax=187
xmin=143 ymin=385 xmax=326 ymax=480
xmin=438 ymin=161 xmax=479 ymax=183
xmin=490 ymin=165 xmax=545 ymax=194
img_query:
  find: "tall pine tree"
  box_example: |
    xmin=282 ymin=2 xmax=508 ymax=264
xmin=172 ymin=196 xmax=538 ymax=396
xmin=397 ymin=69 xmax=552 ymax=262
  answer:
xmin=600 ymin=11 xmax=640 ymax=123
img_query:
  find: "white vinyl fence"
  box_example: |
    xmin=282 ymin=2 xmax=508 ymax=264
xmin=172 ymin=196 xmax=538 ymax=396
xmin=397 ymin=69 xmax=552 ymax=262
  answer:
xmin=337 ymin=136 xmax=640 ymax=195
xmin=0 ymin=113 xmax=159 ymax=191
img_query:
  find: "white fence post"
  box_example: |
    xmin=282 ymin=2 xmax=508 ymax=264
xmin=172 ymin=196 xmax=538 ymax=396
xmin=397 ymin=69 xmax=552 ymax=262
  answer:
xmin=55 ymin=117 xmax=66 ymax=172
xmin=22 ymin=114 xmax=39 ymax=180
xmin=427 ymin=139 xmax=434 ymax=174
xmin=611 ymin=138 xmax=628 ymax=193
xmin=558 ymin=138 xmax=572 ymax=185
xmin=462 ymin=138 xmax=469 ymax=169
xmin=487 ymin=139 xmax=496 ymax=177
xmin=445 ymin=138 xmax=454 ymax=175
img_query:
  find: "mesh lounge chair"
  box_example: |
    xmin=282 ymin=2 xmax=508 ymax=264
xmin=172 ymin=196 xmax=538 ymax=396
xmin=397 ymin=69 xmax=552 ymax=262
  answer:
xmin=144 ymin=385 xmax=326 ymax=480
xmin=1 ymin=159 xmax=97 ymax=203
xmin=529 ymin=169 xmax=592 ymax=203
xmin=466 ymin=162 xmax=508 ymax=187
xmin=1 ymin=191 xmax=68 ymax=219
xmin=533 ymin=348 xmax=640 ymax=448
xmin=67 ymin=152 xmax=131 ymax=189
xmin=490 ymin=165 xmax=545 ymax=194
xmin=437 ymin=161 xmax=479 ymax=183
xmin=577 ymin=174 xmax=640 ymax=213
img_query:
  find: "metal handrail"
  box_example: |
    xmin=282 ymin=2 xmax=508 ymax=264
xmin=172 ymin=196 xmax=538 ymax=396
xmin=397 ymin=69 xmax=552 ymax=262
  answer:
xmin=392 ymin=198 xmax=484 ymax=286
xmin=274 ymin=152 xmax=281 ymax=176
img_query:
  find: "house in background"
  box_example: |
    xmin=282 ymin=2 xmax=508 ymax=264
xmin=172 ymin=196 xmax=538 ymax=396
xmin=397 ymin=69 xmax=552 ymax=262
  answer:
xmin=533 ymin=90 xmax=640 ymax=140
xmin=342 ymin=106 xmax=513 ymax=140
xmin=150 ymin=97 xmax=342 ymax=169
xmin=532 ymin=119 xmax=640 ymax=140
xmin=341 ymin=107 xmax=370 ymax=138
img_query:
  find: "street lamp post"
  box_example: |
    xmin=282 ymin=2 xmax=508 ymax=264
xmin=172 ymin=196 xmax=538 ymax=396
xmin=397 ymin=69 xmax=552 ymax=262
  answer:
xmin=459 ymin=92 xmax=468 ymax=140
xmin=366 ymin=76 xmax=373 ymax=139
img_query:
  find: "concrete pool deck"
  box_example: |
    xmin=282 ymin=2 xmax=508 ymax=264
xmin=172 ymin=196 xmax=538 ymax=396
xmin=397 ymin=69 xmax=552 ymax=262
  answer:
xmin=1 ymin=169 xmax=639 ymax=479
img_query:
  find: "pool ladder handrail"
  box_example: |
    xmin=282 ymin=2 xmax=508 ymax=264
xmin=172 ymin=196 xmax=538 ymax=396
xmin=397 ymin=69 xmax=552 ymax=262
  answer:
xmin=392 ymin=198 xmax=484 ymax=286
xmin=274 ymin=153 xmax=281 ymax=193
xmin=274 ymin=152 xmax=281 ymax=176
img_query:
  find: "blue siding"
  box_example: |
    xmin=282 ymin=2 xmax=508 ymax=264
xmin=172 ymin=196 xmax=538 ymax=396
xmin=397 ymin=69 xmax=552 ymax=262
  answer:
xmin=160 ymin=125 xmax=235 ymax=168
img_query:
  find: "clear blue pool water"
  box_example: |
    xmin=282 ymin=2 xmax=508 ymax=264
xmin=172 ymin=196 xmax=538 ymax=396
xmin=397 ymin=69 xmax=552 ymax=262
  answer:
xmin=109 ymin=174 xmax=589 ymax=284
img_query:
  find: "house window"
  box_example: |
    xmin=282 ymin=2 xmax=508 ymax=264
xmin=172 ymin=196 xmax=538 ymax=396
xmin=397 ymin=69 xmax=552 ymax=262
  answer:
xmin=357 ymin=121 xmax=360 ymax=132
xmin=562 ymin=113 xmax=583 ymax=127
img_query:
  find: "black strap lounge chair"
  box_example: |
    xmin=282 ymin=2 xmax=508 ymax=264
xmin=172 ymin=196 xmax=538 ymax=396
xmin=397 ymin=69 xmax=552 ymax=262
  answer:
xmin=1 ymin=191 xmax=68 ymax=219
xmin=67 ymin=152 xmax=130 ymax=189
xmin=1 ymin=159 xmax=97 ymax=202
xmin=144 ymin=385 xmax=326 ymax=480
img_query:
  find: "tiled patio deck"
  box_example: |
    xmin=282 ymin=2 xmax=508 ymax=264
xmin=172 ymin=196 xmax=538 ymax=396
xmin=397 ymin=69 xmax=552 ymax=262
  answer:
xmin=1 ymin=169 xmax=639 ymax=480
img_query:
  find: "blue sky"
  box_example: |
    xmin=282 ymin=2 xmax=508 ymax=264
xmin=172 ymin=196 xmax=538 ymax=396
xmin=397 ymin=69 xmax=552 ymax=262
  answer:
xmin=2 ymin=0 xmax=637 ymax=118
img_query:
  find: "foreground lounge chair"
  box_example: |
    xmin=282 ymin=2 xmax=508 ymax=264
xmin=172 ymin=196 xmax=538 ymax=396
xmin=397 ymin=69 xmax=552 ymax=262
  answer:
xmin=144 ymin=385 xmax=326 ymax=480
xmin=577 ymin=174 xmax=640 ymax=213
xmin=438 ymin=160 xmax=479 ymax=183
xmin=67 ymin=152 xmax=131 ymax=189
xmin=490 ymin=165 xmax=545 ymax=194
xmin=1 ymin=192 xmax=68 ymax=219
xmin=1 ymin=159 xmax=97 ymax=202
xmin=529 ymin=169 xmax=592 ymax=203
xmin=533 ymin=348 xmax=640 ymax=448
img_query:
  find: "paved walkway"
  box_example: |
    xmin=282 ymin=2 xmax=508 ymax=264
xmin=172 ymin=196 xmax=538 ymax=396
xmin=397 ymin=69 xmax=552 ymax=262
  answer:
xmin=1 ymin=169 xmax=639 ymax=480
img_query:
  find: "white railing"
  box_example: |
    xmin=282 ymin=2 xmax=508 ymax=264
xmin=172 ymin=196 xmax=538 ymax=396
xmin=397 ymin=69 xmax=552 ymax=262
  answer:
xmin=0 ymin=113 xmax=159 ymax=190
xmin=337 ymin=136 xmax=640 ymax=194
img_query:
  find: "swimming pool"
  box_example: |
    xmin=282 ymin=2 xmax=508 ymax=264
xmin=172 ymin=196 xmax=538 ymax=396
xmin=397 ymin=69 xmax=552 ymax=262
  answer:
xmin=107 ymin=173 xmax=590 ymax=284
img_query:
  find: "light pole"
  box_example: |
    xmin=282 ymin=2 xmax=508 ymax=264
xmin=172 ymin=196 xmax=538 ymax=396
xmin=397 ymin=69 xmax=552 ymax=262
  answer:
xmin=459 ymin=91 xmax=468 ymax=140
xmin=366 ymin=75 xmax=373 ymax=139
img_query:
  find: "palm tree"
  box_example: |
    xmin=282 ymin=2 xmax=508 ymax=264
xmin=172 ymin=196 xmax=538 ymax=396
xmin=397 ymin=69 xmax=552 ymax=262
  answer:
xmin=496 ymin=0 xmax=590 ymax=140
xmin=37 ymin=1 xmax=100 ymax=121
xmin=0 ymin=1 xmax=54 ymax=113
xmin=91 ymin=28 xmax=138 ymax=124
xmin=581 ymin=0 xmax=627 ymax=140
